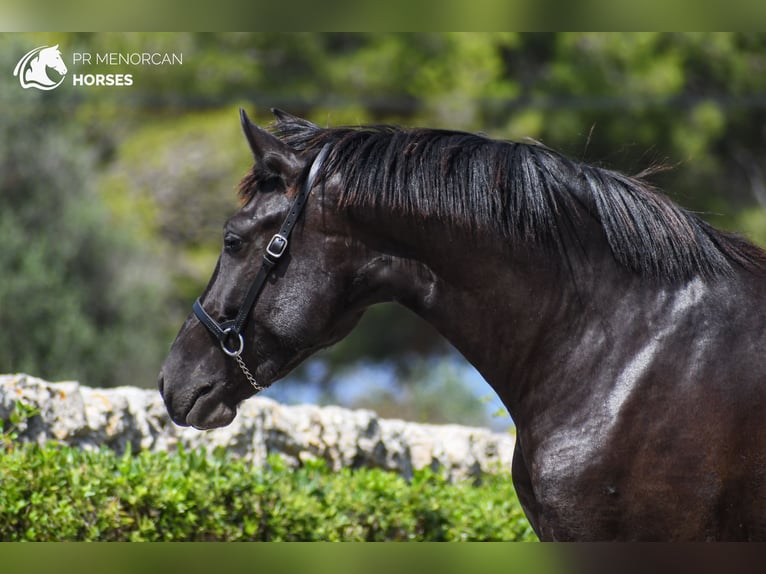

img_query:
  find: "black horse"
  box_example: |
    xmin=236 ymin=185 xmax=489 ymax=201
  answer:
xmin=159 ymin=108 xmax=766 ymax=541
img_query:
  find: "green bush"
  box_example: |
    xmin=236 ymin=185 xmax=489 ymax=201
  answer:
xmin=0 ymin=442 xmax=535 ymax=542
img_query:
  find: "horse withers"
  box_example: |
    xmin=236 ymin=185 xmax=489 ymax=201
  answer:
xmin=158 ymin=108 xmax=766 ymax=541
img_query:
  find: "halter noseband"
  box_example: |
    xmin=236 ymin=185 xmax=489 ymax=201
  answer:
xmin=192 ymin=143 xmax=331 ymax=390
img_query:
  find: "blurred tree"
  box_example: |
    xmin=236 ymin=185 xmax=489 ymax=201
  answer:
xmin=98 ymin=106 xmax=250 ymax=317
xmin=0 ymin=36 xmax=171 ymax=388
xmin=496 ymin=33 xmax=766 ymax=237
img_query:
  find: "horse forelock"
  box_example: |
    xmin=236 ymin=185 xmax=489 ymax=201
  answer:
xmin=243 ymin=120 xmax=766 ymax=281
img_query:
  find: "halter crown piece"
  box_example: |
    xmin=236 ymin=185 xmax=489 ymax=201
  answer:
xmin=192 ymin=143 xmax=332 ymax=391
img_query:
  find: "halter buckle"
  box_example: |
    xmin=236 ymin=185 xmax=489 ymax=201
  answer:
xmin=220 ymin=327 xmax=245 ymax=357
xmin=266 ymin=234 xmax=288 ymax=260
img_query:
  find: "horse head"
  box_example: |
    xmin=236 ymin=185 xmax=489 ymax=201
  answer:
xmin=158 ymin=110 xmax=400 ymax=429
xmin=18 ymin=44 xmax=68 ymax=89
xmin=39 ymin=45 xmax=68 ymax=76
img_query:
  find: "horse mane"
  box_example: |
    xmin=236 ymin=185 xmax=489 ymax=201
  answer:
xmin=247 ymin=117 xmax=766 ymax=282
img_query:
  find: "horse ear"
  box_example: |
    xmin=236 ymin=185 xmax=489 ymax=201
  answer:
xmin=271 ymin=108 xmax=320 ymax=130
xmin=239 ymin=108 xmax=300 ymax=178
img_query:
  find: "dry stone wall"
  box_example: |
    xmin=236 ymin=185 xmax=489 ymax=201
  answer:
xmin=0 ymin=373 xmax=515 ymax=479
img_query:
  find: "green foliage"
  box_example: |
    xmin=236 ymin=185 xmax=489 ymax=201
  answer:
xmin=98 ymin=106 xmax=249 ymax=311
xmin=0 ymin=35 xmax=172 ymax=388
xmin=0 ymin=443 xmax=535 ymax=542
xmin=0 ymin=401 xmax=41 ymax=449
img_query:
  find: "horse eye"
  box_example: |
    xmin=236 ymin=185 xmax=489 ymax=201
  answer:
xmin=224 ymin=234 xmax=244 ymax=254
xmin=260 ymin=177 xmax=283 ymax=194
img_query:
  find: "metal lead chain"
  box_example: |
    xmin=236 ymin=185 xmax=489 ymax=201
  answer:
xmin=234 ymin=353 xmax=264 ymax=392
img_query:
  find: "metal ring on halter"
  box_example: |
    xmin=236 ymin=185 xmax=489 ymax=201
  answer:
xmin=220 ymin=328 xmax=245 ymax=357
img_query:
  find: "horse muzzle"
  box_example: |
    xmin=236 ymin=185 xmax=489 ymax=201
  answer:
xmin=158 ymin=370 xmax=238 ymax=430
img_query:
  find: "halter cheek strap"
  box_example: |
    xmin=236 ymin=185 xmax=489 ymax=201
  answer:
xmin=192 ymin=143 xmax=331 ymax=388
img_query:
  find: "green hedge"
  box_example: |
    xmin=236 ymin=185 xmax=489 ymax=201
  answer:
xmin=0 ymin=442 xmax=535 ymax=541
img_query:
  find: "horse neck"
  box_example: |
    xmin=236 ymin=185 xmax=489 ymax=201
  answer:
xmin=354 ymin=211 xmax=666 ymax=421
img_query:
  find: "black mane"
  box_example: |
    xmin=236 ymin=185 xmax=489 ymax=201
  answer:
xmin=258 ymin=118 xmax=766 ymax=282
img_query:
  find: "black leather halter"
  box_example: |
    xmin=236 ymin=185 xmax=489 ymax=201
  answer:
xmin=192 ymin=143 xmax=331 ymax=387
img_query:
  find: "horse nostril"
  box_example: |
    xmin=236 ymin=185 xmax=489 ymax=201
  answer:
xmin=157 ymin=372 xmax=165 ymax=397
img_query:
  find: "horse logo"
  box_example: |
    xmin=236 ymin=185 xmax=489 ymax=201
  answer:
xmin=13 ymin=45 xmax=68 ymax=91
